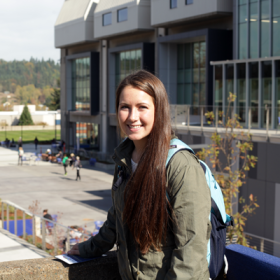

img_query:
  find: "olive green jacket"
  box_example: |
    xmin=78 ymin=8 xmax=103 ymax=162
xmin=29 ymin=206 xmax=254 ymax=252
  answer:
xmin=79 ymin=138 xmax=211 ymax=280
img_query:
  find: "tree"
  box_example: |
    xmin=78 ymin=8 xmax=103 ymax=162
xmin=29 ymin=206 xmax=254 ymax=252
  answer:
xmin=196 ymin=93 xmax=259 ymax=247
xmin=47 ymin=79 xmax=60 ymax=110
xmin=18 ymin=105 xmax=34 ymax=125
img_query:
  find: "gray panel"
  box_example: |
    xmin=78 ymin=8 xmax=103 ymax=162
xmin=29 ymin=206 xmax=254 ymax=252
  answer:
xmin=246 ymin=178 xmax=266 ymax=237
xmin=274 ymin=183 xmax=280 ymax=257
xmin=264 ymin=182 xmax=275 ymax=240
xmin=257 ymin=142 xmax=267 ymax=181
xmin=266 ymin=143 xmax=280 ymax=184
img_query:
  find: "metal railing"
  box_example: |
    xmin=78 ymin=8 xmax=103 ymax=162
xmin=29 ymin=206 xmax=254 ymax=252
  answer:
xmin=170 ymin=104 xmax=280 ymax=135
xmin=245 ymin=232 xmax=280 ymax=257
xmin=0 ymin=200 xmax=92 ymax=255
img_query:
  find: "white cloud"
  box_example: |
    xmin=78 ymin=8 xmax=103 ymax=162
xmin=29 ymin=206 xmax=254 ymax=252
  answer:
xmin=0 ymin=0 xmax=65 ymax=62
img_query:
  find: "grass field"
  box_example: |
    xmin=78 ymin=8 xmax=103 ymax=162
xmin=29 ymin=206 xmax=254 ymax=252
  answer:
xmin=0 ymin=130 xmax=61 ymax=143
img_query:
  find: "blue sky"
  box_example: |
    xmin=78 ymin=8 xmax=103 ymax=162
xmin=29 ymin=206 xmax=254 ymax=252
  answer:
xmin=0 ymin=0 xmax=65 ymax=62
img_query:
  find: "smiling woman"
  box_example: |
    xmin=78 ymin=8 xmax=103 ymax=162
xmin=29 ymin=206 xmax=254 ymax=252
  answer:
xmin=68 ymin=70 xmax=211 ymax=280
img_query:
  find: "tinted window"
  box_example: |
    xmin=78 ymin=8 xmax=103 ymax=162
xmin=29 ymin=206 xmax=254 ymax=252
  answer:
xmin=103 ymin=13 xmax=112 ymax=26
xmin=170 ymin=0 xmax=177 ymax=8
xmin=118 ymin=8 xmax=127 ymax=22
xmin=186 ymin=0 xmax=193 ymax=4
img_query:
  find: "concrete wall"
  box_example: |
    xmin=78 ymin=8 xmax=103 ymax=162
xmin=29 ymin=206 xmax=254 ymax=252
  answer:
xmin=55 ymin=0 xmax=99 ymax=48
xmin=0 ymin=112 xmax=60 ymax=126
xmin=94 ymin=0 xmax=153 ymax=39
xmin=151 ymin=0 xmax=233 ymax=27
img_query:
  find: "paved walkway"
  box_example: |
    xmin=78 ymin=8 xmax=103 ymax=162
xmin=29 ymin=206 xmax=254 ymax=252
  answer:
xmin=0 ymin=228 xmax=50 ymax=262
xmin=0 ymin=145 xmax=115 ymax=261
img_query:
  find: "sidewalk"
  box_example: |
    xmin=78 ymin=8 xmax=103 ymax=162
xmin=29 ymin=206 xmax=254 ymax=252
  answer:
xmin=0 ymin=228 xmax=50 ymax=262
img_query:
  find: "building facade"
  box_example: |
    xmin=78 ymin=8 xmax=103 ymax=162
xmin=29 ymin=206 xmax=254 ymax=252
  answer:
xmin=55 ymin=0 xmax=280 ymax=255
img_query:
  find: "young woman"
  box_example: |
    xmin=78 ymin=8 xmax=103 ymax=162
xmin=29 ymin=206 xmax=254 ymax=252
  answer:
xmin=68 ymin=70 xmax=211 ymax=279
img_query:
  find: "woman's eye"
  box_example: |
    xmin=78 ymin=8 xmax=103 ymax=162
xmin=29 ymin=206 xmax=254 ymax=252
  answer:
xmin=120 ymin=105 xmax=129 ymax=109
xmin=140 ymin=106 xmax=147 ymax=109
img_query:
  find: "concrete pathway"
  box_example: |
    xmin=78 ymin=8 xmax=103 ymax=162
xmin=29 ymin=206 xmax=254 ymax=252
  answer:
xmin=0 ymin=228 xmax=50 ymax=262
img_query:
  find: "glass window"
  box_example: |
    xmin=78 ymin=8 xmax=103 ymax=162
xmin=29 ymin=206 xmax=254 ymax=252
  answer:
xmin=176 ymin=41 xmax=206 ymax=114
xmin=261 ymin=0 xmax=270 ymax=57
xmin=261 ymin=61 xmax=272 ymax=128
xmin=118 ymin=8 xmax=128 ymax=22
xmin=103 ymin=13 xmax=112 ymax=26
xmin=237 ymin=63 xmax=246 ymax=124
xmin=186 ymin=0 xmax=193 ymax=4
xmin=239 ymin=0 xmax=247 ymax=4
xmin=273 ymin=0 xmax=280 ymax=17
xmin=115 ymin=49 xmax=142 ymax=89
xmin=275 ymin=61 xmax=280 ymax=128
xmin=273 ymin=17 xmax=280 ymax=56
xmin=170 ymin=0 xmax=177 ymax=8
xmin=214 ymin=65 xmax=223 ymax=111
xmin=249 ymin=62 xmax=259 ymax=127
xmin=239 ymin=23 xmax=248 ymax=59
xmin=76 ymin=123 xmax=99 ymax=149
xmin=72 ymin=57 xmax=90 ymax=111
xmin=250 ymin=2 xmax=259 ymax=58
xmin=239 ymin=4 xmax=248 ymax=23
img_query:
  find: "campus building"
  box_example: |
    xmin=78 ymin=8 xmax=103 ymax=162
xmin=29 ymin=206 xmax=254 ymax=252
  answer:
xmin=55 ymin=0 xmax=280 ymax=255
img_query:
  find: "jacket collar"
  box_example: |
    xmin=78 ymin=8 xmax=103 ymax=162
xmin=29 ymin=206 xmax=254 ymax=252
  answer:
xmin=112 ymin=138 xmax=135 ymax=170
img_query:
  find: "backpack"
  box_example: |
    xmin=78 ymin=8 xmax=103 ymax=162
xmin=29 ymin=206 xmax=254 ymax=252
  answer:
xmin=166 ymin=139 xmax=233 ymax=280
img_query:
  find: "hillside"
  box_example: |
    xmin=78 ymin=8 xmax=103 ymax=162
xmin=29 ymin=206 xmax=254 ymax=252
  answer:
xmin=0 ymin=58 xmax=60 ymax=109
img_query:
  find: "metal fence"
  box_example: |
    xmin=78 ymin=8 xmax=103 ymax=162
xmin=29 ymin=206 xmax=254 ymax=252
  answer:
xmin=0 ymin=200 xmax=92 ymax=255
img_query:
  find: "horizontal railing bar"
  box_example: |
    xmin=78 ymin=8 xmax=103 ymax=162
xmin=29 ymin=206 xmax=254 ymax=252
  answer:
xmin=245 ymin=232 xmax=280 ymax=246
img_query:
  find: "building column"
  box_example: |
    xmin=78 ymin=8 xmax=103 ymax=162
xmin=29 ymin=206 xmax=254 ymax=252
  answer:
xmin=101 ymin=40 xmax=108 ymax=154
xmin=60 ymin=48 xmax=67 ymax=145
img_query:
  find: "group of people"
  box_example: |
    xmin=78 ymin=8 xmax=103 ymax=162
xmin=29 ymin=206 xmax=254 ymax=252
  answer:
xmin=62 ymin=153 xmax=82 ymax=181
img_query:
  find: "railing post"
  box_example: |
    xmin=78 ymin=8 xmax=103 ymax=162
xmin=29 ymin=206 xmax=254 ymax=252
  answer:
xmin=248 ymin=108 xmax=251 ymax=134
xmin=66 ymin=228 xmax=70 ymax=253
xmin=266 ymin=107 xmax=269 ymax=137
xmin=42 ymin=218 xmax=46 ymax=251
xmin=215 ymin=107 xmax=218 ymax=130
xmin=1 ymin=202 xmax=4 ymax=229
xmin=175 ymin=105 xmax=177 ymax=129
xmin=187 ymin=105 xmax=190 ymax=129
xmin=14 ymin=207 xmax=17 ymax=236
xmin=201 ymin=107 xmax=204 ymax=130
xmin=23 ymin=211 xmax=26 ymax=240
xmin=260 ymin=238 xmax=264 ymax=252
xmin=32 ymin=215 xmax=36 ymax=245
xmin=54 ymin=223 xmax=57 ymax=255
xmin=7 ymin=204 xmax=9 ymax=232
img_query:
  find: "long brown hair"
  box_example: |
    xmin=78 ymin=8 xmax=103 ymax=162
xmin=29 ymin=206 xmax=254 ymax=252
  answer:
xmin=116 ymin=70 xmax=171 ymax=253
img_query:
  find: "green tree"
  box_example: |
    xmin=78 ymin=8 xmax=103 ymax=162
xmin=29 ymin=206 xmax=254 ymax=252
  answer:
xmin=18 ymin=105 xmax=34 ymax=125
xmin=47 ymin=79 xmax=60 ymax=110
xmin=196 ymin=93 xmax=259 ymax=247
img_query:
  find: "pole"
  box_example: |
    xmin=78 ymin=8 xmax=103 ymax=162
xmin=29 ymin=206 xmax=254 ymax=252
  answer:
xmin=55 ymin=113 xmax=57 ymax=141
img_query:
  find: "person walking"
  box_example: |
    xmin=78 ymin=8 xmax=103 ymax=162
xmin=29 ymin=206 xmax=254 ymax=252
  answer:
xmin=62 ymin=154 xmax=68 ymax=175
xmin=18 ymin=137 xmax=22 ymax=149
xmin=67 ymin=70 xmax=211 ymax=279
xmin=34 ymin=137 xmax=39 ymax=151
xmin=18 ymin=147 xmax=24 ymax=165
xmin=75 ymin=156 xmax=82 ymax=181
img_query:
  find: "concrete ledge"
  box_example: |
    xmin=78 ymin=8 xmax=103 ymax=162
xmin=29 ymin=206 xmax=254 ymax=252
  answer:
xmin=226 ymin=244 xmax=280 ymax=280
xmin=0 ymin=251 xmax=120 ymax=280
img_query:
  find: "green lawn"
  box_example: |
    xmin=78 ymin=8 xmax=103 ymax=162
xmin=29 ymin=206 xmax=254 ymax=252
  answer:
xmin=0 ymin=130 xmax=61 ymax=143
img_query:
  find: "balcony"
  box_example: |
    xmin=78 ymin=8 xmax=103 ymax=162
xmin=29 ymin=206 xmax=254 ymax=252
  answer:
xmin=151 ymin=0 xmax=233 ymax=27
xmin=55 ymin=0 xmax=99 ymax=48
xmin=93 ymin=0 xmax=153 ymax=39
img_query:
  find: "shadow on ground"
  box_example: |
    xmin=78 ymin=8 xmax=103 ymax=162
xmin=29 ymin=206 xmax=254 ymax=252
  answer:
xmin=64 ymin=190 xmax=113 ymax=214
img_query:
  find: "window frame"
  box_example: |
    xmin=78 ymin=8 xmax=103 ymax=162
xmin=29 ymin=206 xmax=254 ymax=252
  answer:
xmin=170 ymin=0 xmax=177 ymax=9
xmin=102 ymin=12 xmax=112 ymax=26
xmin=117 ymin=8 xmax=128 ymax=22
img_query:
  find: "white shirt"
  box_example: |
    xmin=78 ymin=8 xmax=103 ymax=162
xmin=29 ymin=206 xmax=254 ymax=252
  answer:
xmin=131 ymin=158 xmax=138 ymax=173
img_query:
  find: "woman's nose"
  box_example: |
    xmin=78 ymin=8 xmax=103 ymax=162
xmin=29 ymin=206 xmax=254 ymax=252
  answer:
xmin=129 ymin=107 xmax=139 ymax=121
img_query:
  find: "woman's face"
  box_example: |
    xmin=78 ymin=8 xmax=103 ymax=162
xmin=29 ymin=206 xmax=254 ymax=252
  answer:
xmin=118 ymin=85 xmax=155 ymax=146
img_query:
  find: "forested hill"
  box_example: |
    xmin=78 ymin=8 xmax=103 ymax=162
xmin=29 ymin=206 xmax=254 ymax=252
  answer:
xmin=0 ymin=58 xmax=60 ymax=93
